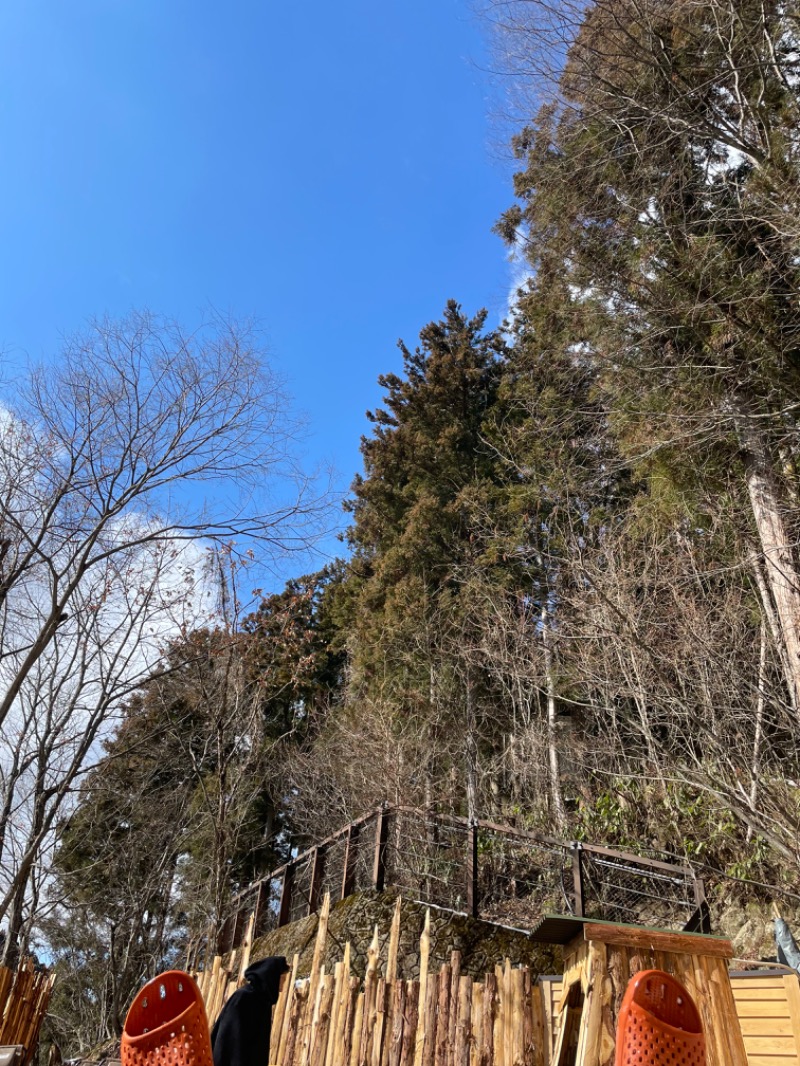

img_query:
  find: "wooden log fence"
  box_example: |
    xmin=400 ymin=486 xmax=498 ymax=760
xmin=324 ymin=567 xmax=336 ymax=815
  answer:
xmin=263 ymin=895 xmax=549 ymax=1066
xmin=193 ymin=896 xmax=800 ymax=1066
xmin=219 ymin=806 xmax=707 ymax=956
xmin=0 ymin=958 xmax=54 ymax=1066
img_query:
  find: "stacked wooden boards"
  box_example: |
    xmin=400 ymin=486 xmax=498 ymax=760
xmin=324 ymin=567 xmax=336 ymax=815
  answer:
xmin=0 ymin=957 xmax=54 ymax=1065
xmin=730 ymin=969 xmax=800 ymax=1066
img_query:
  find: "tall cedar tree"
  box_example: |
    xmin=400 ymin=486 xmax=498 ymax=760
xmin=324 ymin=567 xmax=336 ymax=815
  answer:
xmin=497 ymin=0 xmax=800 ymax=714
xmin=483 ymin=268 xmax=631 ymax=825
xmin=345 ymin=301 xmax=508 ymax=817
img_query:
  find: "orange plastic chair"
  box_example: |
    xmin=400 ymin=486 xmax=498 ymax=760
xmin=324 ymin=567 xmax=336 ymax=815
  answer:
xmin=121 ymin=971 xmax=213 ymax=1066
xmin=615 ymin=969 xmax=706 ymax=1066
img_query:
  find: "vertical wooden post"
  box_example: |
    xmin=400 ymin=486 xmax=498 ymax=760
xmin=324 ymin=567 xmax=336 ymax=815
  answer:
xmin=217 ymin=913 xmax=234 ymax=955
xmin=279 ymin=863 xmax=295 ymax=927
xmin=342 ymin=824 xmax=359 ymax=900
xmin=571 ymin=843 xmax=585 ymax=917
xmin=688 ymin=875 xmax=711 ymax=934
xmin=372 ymin=805 xmax=389 ymax=892
xmin=309 ymin=846 xmax=325 ymax=914
xmin=465 ymin=820 xmax=479 ymax=919
xmin=231 ymin=906 xmax=245 ymax=949
xmin=253 ymin=880 xmax=265 ymax=937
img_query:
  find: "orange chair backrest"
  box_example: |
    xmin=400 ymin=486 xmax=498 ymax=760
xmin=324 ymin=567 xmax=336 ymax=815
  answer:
xmin=615 ymin=969 xmax=706 ymax=1066
xmin=121 ymin=971 xmax=213 ymax=1066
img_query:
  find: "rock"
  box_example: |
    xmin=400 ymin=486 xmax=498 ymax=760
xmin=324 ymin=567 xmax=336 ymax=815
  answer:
xmin=249 ymin=890 xmax=560 ymax=979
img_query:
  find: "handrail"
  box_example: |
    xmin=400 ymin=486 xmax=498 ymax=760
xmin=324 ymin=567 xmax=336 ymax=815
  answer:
xmin=217 ymin=803 xmax=707 ymax=953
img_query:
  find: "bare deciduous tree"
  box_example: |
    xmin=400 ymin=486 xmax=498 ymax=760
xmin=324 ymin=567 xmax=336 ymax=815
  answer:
xmin=0 ymin=311 xmax=327 ymax=960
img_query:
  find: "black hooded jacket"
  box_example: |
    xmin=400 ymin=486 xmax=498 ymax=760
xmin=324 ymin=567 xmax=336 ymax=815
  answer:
xmin=211 ymin=956 xmax=288 ymax=1066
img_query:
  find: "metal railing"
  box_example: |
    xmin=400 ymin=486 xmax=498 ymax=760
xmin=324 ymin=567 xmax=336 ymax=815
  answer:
xmin=217 ymin=805 xmax=707 ymax=952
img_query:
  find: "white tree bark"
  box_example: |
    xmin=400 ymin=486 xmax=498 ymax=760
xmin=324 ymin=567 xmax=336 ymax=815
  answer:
xmin=735 ymin=404 xmax=800 ymax=715
xmin=541 ymin=603 xmax=567 ymax=830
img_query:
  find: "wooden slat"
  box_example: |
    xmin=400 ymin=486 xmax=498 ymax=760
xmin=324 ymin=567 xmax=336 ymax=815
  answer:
xmin=277 ymin=956 xmax=302 ymax=1066
xmin=271 ymin=972 xmax=292 ymax=1063
xmin=435 ymin=964 xmax=451 ymax=1066
xmin=742 ymin=1036 xmax=799 ymax=1053
xmin=401 ymin=982 xmax=419 ymax=1066
xmin=471 ymin=983 xmax=483 ymax=1066
xmin=454 ymin=976 xmax=472 ymax=1066
xmin=371 ymin=978 xmax=387 ymax=1066
xmin=358 ymin=928 xmax=381 ymax=1066
xmin=581 ymin=923 xmax=733 ymax=959
xmin=784 ymin=974 xmax=800 ymax=1066
xmin=387 ymin=979 xmax=406 ymax=1066
xmin=310 ymin=975 xmax=335 ymax=1066
xmin=481 ymin=973 xmax=496 ymax=1066
xmin=421 ymin=970 xmax=437 ymax=1066
xmin=350 ymin=991 xmax=365 ymax=1066
xmin=492 ymin=966 xmax=504 ymax=1066
xmin=733 ymin=977 xmax=788 ymax=988
xmin=735 ymin=999 xmax=792 ymax=1017
xmin=734 ymin=988 xmax=793 ymax=1002
xmin=387 ymin=898 xmax=402 ymax=986
xmin=448 ymin=953 xmax=462 ymax=1066
xmin=413 ymin=910 xmax=431 ymax=1066
xmin=739 ymin=1016 xmax=794 ymax=1036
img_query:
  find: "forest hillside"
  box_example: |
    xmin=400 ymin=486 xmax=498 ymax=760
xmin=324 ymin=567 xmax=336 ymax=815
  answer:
xmin=19 ymin=0 xmax=800 ymax=1053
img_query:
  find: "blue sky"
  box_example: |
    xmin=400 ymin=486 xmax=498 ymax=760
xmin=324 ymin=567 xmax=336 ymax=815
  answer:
xmin=0 ymin=1 xmax=516 ymax=581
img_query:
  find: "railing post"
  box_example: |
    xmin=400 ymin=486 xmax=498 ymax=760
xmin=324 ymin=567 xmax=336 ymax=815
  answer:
xmin=278 ymin=863 xmax=294 ymax=927
xmin=217 ymin=913 xmax=234 ymax=955
xmin=231 ymin=906 xmax=245 ymax=949
xmin=686 ymin=874 xmax=711 ymax=934
xmin=341 ymin=824 xmax=359 ymax=900
xmin=253 ymin=880 xmax=265 ymax=937
xmin=571 ymin=843 xmax=585 ymax=917
xmin=466 ymin=820 xmax=479 ymax=919
xmin=309 ymin=846 xmax=325 ymax=914
xmin=372 ymin=805 xmax=389 ymax=892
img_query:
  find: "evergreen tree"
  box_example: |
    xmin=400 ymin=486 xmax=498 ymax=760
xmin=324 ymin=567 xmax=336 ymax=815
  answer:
xmin=497 ymin=0 xmax=800 ymax=714
xmin=343 ymin=301 xmax=509 ymax=818
xmin=481 ymin=268 xmax=631 ymax=825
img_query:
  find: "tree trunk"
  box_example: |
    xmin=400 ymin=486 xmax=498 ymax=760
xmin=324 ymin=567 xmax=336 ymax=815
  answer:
xmin=734 ymin=403 xmax=800 ymax=714
xmin=749 ymin=547 xmax=797 ymax=714
xmin=2 ymin=884 xmax=24 ymax=968
xmin=465 ymin=675 xmax=478 ymax=822
xmin=541 ymin=604 xmax=567 ymax=830
xmin=747 ymin=621 xmax=768 ymax=842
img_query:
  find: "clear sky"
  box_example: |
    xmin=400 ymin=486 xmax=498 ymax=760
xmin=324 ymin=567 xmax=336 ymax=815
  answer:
xmin=0 ymin=1 xmax=516 ymax=580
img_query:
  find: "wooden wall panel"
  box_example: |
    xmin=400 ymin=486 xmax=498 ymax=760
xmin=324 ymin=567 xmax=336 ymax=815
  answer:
xmin=542 ymin=971 xmax=800 ymax=1066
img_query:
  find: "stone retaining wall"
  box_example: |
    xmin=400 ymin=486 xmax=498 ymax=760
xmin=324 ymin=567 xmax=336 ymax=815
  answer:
xmin=250 ymin=890 xmax=559 ymax=979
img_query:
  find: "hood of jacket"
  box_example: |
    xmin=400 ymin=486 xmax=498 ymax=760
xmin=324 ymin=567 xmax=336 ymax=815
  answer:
xmin=244 ymin=956 xmax=288 ymax=996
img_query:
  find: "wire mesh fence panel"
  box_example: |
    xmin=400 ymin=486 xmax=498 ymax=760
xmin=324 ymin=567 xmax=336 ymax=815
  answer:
xmin=476 ymin=828 xmax=574 ymax=928
xmin=218 ymin=806 xmax=704 ymax=949
xmin=320 ymin=834 xmax=348 ymax=903
xmin=579 ymin=850 xmax=696 ymax=927
xmin=289 ymin=852 xmax=314 ymax=924
xmin=351 ymin=815 xmax=378 ymax=893
xmin=384 ymin=811 xmax=467 ymax=911
xmin=254 ymin=875 xmax=283 ymax=937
